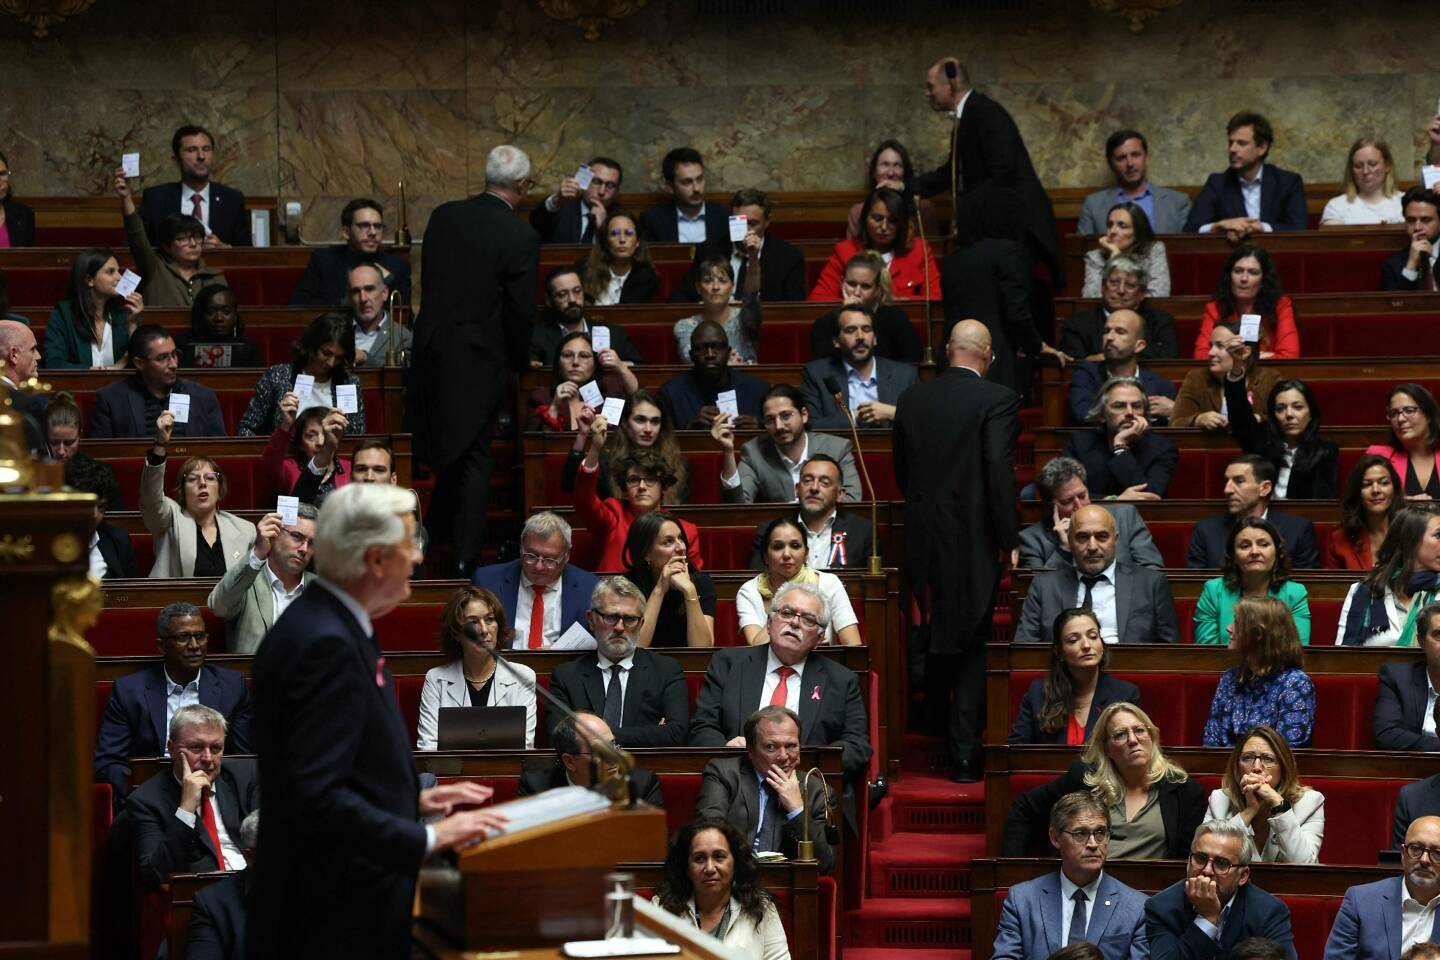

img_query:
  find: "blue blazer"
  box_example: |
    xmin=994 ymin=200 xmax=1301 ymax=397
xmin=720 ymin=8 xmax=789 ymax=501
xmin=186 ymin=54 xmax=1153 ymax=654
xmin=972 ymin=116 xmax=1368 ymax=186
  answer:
xmin=1145 ymin=879 xmax=1296 ymax=960
xmin=90 ymin=374 xmax=227 ymax=438
xmin=471 ymin=559 xmax=598 ymax=645
xmin=1183 ymin=163 xmax=1307 ymax=232
xmin=993 ymin=869 xmax=1148 ymax=960
xmin=1067 ymin=361 xmax=1177 ymax=425
xmin=1392 ymin=774 xmax=1440 ymax=849
xmin=93 ymin=663 xmax=252 ymax=804
xmin=1186 ymin=509 xmax=1319 ymax=569
xmin=1326 ymin=875 xmax=1440 ymax=960
xmin=1373 ymin=660 xmax=1440 ymax=752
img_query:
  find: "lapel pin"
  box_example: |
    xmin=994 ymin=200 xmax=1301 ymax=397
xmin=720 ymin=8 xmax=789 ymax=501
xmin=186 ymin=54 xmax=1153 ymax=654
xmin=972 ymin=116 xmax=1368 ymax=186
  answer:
xmin=375 ymin=656 xmax=387 ymax=688
xmin=811 ymin=685 xmax=821 ymax=700
xmin=1104 ymin=900 xmax=1111 ymax=906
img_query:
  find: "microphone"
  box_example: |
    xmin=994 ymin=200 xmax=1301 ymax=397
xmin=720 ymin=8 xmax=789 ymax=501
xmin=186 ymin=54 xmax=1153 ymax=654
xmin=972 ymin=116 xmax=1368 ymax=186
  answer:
xmin=462 ymin=623 xmax=641 ymax=807
xmin=821 ymin=375 xmax=883 ymax=576
xmin=907 ymin=190 xmax=938 ymax=366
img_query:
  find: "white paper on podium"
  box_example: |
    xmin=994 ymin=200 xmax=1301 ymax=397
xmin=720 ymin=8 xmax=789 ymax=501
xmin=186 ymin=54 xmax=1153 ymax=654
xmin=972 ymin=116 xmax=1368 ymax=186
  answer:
xmin=479 ymin=785 xmax=611 ymax=839
xmin=552 ymin=621 xmax=598 ymax=651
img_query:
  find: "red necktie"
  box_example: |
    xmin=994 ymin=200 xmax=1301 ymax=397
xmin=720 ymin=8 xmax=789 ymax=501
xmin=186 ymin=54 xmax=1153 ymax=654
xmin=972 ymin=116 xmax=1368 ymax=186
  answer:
xmin=769 ymin=666 xmax=795 ymax=707
xmin=199 ymin=788 xmax=227 ymax=870
xmin=190 ymin=193 xmax=204 ymax=225
xmin=528 ymin=585 xmax=546 ymax=649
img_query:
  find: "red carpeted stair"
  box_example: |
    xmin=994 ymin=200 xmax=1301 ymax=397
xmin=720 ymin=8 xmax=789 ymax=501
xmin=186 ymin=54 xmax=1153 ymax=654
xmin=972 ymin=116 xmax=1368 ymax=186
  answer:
xmin=844 ymin=733 xmax=987 ymax=959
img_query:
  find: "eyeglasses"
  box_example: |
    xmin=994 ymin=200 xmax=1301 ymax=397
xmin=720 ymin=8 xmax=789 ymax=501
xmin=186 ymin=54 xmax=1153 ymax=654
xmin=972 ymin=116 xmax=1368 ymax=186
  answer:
xmin=1402 ymin=842 xmax=1440 ymax=862
xmin=1108 ymin=725 xmax=1150 ymax=744
xmin=772 ymin=606 xmax=822 ymax=630
xmin=592 ymin=611 xmax=643 ymax=628
xmin=624 ymin=476 xmax=661 ymax=488
xmin=0 ymin=171 xmax=11 ymax=180
xmin=184 ymin=472 xmax=220 ymax=484
xmin=1189 ymin=851 xmax=1238 ymax=874
xmin=1387 ymin=406 xmax=1421 ymax=420
xmin=353 ymin=222 xmax=386 ymax=233
xmin=521 ymin=551 xmax=566 ymax=569
xmin=1104 ymin=277 xmax=1142 ymax=291
xmin=1239 ymin=751 xmax=1279 ymax=768
xmin=163 ymin=631 xmax=209 ymax=643
xmin=576 ymin=739 xmax=622 ymax=758
xmin=1060 ymin=827 xmax=1110 ymax=843
xmin=285 ymin=529 xmax=315 ymax=548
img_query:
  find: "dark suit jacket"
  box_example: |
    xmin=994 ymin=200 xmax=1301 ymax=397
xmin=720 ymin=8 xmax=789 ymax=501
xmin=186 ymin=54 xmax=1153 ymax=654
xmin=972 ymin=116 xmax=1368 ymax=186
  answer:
xmin=529 ymin=199 xmax=598 ymax=245
xmin=1015 ymin=560 xmax=1180 ymax=645
xmin=1068 ymin=361 xmax=1177 ymax=425
xmin=96 ymin=521 xmax=137 ymax=579
xmin=799 ymin=356 xmax=918 ymax=429
xmin=2 ymin=198 xmax=35 ymax=246
xmin=1017 ymin=503 xmax=1163 ymax=571
xmin=748 ymin=509 xmax=874 ymax=571
xmin=1381 ymin=248 xmax=1432 ymax=292
xmin=639 ymin=200 xmax=730 ymax=252
xmin=288 ymin=245 xmax=413 ymax=309
xmin=186 ymin=869 xmax=251 ymax=960
xmin=810 ymin=304 xmax=924 ymax=364
xmin=695 ymin=755 xmax=836 ymax=874
xmin=5 ymin=382 xmax=47 ymax=456
xmin=129 ymin=759 xmax=258 ymax=889
xmin=1186 ymin=510 xmax=1319 ymax=569
xmin=941 ymin=239 xmax=1045 ymax=393
xmin=1393 ymin=774 xmax=1440 ymax=848
xmin=670 ymin=235 xmax=807 ymax=304
xmin=1002 ymin=758 xmax=1206 ymax=858
xmin=1182 ymin=163 xmax=1307 ymax=232
xmin=411 ymin=193 xmax=538 ymax=473
xmin=1374 ymin=661 xmax=1440 ymax=752
xmin=1059 ymin=304 xmax=1180 ymax=361
xmin=689 ymin=645 xmax=871 ymax=783
xmin=139 ymin=181 xmax=251 ymax=247
xmin=89 ymin=374 xmax=226 ymax=439
xmin=248 ymin=582 xmax=429 ymax=959
xmin=549 ymin=647 xmax=689 ymax=747
xmin=1008 ymin=673 xmax=1142 ymax=745
xmin=1144 ymin=878 xmax=1296 ymax=960
xmin=94 ymin=663 xmax=252 ymax=805
xmin=516 ymin=762 xmax=663 ymax=807
xmin=529 ymin=317 xmax=644 ymax=366
xmin=1063 ymin=427 xmax=1178 ymax=500
xmin=470 ymin=559 xmax=597 ymax=646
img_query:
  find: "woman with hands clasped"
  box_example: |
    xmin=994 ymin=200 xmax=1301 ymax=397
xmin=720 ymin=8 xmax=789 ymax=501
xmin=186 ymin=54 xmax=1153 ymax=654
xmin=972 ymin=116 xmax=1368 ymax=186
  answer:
xmin=622 ymin=511 xmax=715 ymax=648
xmin=1205 ymin=724 xmax=1324 ymax=863
xmin=42 ymin=249 xmax=145 ymax=369
xmin=527 ymin=330 xmax=637 ymax=432
xmin=113 ymin=165 xmax=226 ymax=308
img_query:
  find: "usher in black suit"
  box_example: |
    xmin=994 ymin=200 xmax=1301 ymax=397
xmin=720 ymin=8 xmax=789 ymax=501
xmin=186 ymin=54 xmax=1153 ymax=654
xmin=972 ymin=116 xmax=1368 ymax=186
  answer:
xmin=940 ymin=239 xmax=1046 ymax=395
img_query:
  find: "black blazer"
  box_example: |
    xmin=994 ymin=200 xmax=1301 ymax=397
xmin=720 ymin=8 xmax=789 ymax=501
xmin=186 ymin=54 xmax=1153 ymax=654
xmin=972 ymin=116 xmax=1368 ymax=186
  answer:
xmin=941 ymin=239 xmax=1044 ymax=394
xmin=529 ymin=199 xmax=597 ymax=245
xmin=1008 ymin=673 xmax=1142 ymax=745
xmin=1183 ymin=163 xmax=1307 ymax=232
xmin=516 ymin=762 xmax=663 ymax=807
xmin=288 ymin=245 xmax=413 ymax=309
xmin=748 ymin=509 xmax=874 ymax=571
xmin=669 ymin=235 xmax=807 ymax=304
xmin=695 ymin=755 xmax=836 ymax=875
xmin=1225 ymin=374 xmax=1338 ymax=500
xmin=89 ymin=374 xmax=227 ymax=439
xmin=799 ymin=356 xmax=918 ymax=429
xmin=139 ymin=181 xmax=251 ymax=247
xmin=1374 ymin=660 xmax=1440 ymax=752
xmin=1001 ymin=758 xmax=1206 ymax=858
xmin=1186 ymin=509 xmax=1319 ymax=569
xmin=1062 ymin=427 xmax=1178 ymax=499
xmin=96 ymin=521 xmax=137 ymax=579
xmin=1394 ymin=774 xmax=1440 ymax=848
xmin=1381 ymin=247 xmax=1433 ymax=291
xmin=1058 ymin=304 xmax=1180 ymax=361
xmin=2 ymin=198 xmax=35 ymax=246
xmin=128 ymin=758 xmax=258 ymax=889
xmin=530 ymin=317 xmax=645 ymax=367
xmin=811 ymin=304 xmax=924 ymax=364
xmin=548 ymin=648 xmax=690 ymax=747
xmin=638 ymin=199 xmax=731 ymax=252
xmin=185 ymin=869 xmax=251 ymax=960
xmin=1145 ymin=878 xmax=1296 ymax=959
xmin=248 ymin=582 xmax=429 ymax=958
xmin=568 ymin=255 xmax=661 ymax=305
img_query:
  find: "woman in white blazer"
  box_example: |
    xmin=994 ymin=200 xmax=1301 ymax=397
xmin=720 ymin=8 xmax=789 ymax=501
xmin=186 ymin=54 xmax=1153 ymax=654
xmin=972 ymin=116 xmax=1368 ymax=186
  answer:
xmin=653 ymin=819 xmax=791 ymax=960
xmin=140 ymin=414 xmax=256 ymax=578
xmin=417 ymin=585 xmax=537 ymax=750
xmin=1204 ymin=724 xmax=1325 ymax=863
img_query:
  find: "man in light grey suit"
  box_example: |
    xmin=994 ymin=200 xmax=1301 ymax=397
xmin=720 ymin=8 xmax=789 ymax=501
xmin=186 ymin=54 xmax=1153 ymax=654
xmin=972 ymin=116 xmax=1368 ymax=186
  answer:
xmin=799 ymin=303 xmax=918 ymax=429
xmin=715 ymin=384 xmax=861 ymax=503
xmin=1019 ymin=456 xmax=1163 ymax=569
xmin=1077 ymin=130 xmax=1192 ymax=235
xmin=206 ymin=503 xmax=316 ymax=653
xmin=994 ymin=791 xmax=1148 ymax=960
xmin=1016 ymin=504 xmax=1178 ymax=644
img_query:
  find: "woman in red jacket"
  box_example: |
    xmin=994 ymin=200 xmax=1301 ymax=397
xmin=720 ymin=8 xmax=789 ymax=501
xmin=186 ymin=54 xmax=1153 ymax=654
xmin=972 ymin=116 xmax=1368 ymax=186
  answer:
xmin=809 ymin=186 xmax=939 ymax=302
xmin=1191 ymin=244 xmax=1299 ymax=360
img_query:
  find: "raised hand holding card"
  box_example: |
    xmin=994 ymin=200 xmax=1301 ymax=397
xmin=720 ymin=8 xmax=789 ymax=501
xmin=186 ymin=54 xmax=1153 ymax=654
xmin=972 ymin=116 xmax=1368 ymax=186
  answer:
xmin=335 ymin=384 xmax=359 ymax=414
xmin=578 ymin=381 xmax=605 ymax=408
xmin=590 ymin=326 xmax=611 ymax=352
xmin=601 ymin=396 xmax=626 ymax=427
xmin=728 ymin=216 xmax=748 ymax=242
xmin=115 ymin=270 xmax=142 ymax=298
xmin=1239 ymin=314 xmax=1262 ymax=343
xmin=1425 ymin=166 xmax=1440 ymax=192
xmin=122 ymin=153 xmax=140 ymax=179
xmin=574 ymin=164 xmax=594 ymax=189
xmin=276 ymin=496 xmax=299 ymax=527
xmin=292 ymin=374 xmax=316 ymax=397
xmin=167 ymin=393 xmax=191 ymax=424
xmin=716 ymin=389 xmax=740 ymax=419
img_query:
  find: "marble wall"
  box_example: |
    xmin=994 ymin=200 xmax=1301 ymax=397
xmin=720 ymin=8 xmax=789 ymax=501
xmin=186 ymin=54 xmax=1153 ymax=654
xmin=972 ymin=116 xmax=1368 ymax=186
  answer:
xmin=2 ymin=0 xmax=1437 ymax=238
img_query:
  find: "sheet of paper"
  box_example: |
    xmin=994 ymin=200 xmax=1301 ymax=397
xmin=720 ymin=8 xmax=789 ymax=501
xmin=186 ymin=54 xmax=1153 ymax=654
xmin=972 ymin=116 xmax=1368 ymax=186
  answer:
xmin=601 ymin=396 xmax=626 ymax=427
xmin=1425 ymin=166 xmax=1440 ymax=191
xmin=1239 ymin=313 xmax=1262 ymax=342
xmin=589 ymin=325 xmax=611 ymax=352
xmin=728 ymin=215 xmax=748 ymax=242
xmin=276 ymin=495 xmax=299 ymax=527
xmin=292 ymin=374 xmax=315 ymax=397
xmin=166 ymin=393 xmax=190 ymax=423
xmin=551 ymin=620 xmax=598 ymax=651
xmin=335 ymin=383 xmax=359 ymax=414
xmin=574 ymin=164 xmax=594 ymax=189
xmin=716 ymin=389 xmax=740 ymax=419
xmin=115 ymin=269 xmax=142 ymax=298
xmin=578 ymin=380 xmax=604 ymax=408
xmin=122 ymin=153 xmax=140 ymax=178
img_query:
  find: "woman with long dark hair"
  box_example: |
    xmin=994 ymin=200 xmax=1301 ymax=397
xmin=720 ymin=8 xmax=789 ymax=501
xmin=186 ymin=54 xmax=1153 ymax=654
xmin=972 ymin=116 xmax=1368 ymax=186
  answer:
xmin=42 ymin=248 xmax=144 ymax=369
xmin=1338 ymin=503 xmax=1440 ymax=645
xmin=622 ymin=511 xmax=715 ymax=648
xmin=526 ymin=330 xmax=636 ymax=432
xmin=1202 ymin=596 xmax=1314 ymax=748
xmin=1008 ymin=608 xmax=1141 ymax=745
xmin=1081 ymin=201 xmax=1170 ymax=297
xmin=735 ymin=517 xmax=861 ymax=646
xmin=1190 ymin=244 xmax=1298 ymax=360
xmin=236 ymin=312 xmax=365 ymax=436
xmin=1328 ymin=454 xmax=1403 ymax=570
xmin=0 ymin=149 xmax=35 ymax=247
xmin=810 ymin=186 xmax=940 ymax=301
xmin=577 ymin=211 xmax=659 ymax=305
xmin=1195 ymin=517 xmax=1311 ymax=645
xmin=1221 ymin=341 xmax=1337 ymax=498
xmin=845 ymin=139 xmax=939 ymax=240
xmin=1366 ymin=383 xmax=1440 ymax=500
xmin=561 ymin=389 xmax=689 ymax=504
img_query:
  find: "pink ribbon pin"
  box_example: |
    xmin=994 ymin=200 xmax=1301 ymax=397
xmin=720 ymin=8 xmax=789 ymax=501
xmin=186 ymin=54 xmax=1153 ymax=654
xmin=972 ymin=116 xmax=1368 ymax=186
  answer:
xmin=375 ymin=656 xmax=387 ymax=688
xmin=811 ymin=685 xmax=821 ymax=701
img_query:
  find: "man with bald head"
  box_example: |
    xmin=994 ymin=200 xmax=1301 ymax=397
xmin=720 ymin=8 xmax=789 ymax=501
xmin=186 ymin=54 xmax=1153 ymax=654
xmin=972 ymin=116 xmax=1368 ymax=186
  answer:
xmin=1327 ymin=815 xmax=1440 ymax=958
xmin=1015 ymin=504 xmax=1179 ymax=645
xmin=0 ymin=319 xmax=47 ymax=452
xmin=1066 ymin=308 xmax=1176 ymax=425
xmin=894 ymin=319 xmax=1020 ymax=780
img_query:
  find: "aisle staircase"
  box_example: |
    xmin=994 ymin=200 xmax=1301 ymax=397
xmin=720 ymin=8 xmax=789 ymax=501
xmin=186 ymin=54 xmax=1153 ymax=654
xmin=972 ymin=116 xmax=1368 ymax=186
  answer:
xmin=844 ymin=734 xmax=989 ymax=959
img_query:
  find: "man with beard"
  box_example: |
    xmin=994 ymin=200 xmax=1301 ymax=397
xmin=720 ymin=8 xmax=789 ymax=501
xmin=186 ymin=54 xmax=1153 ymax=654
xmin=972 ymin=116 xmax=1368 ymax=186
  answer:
xmin=748 ymin=454 xmax=874 ymax=571
xmin=548 ymin=576 xmax=688 ymax=746
xmin=657 ymin=320 xmax=768 ymax=429
xmin=809 ymin=253 xmax=925 ymax=363
xmin=139 ymin=124 xmax=251 ymax=247
xmin=1078 ymin=130 xmax=1192 ymax=235
xmin=800 ymin=304 xmax=918 ymax=429
xmin=528 ymin=265 xmax=644 ymax=367
xmin=1066 ymin=308 xmax=1176 ymax=425
xmin=290 ymin=198 xmax=413 ymax=308
xmin=1062 ymin=376 xmax=1177 ymax=501
xmin=716 ymin=384 xmax=861 ymax=504
xmin=1058 ymin=256 xmax=1179 ymax=361
xmin=1328 ymin=815 xmax=1440 ymax=958
xmin=347 ymin=263 xmax=411 ymax=367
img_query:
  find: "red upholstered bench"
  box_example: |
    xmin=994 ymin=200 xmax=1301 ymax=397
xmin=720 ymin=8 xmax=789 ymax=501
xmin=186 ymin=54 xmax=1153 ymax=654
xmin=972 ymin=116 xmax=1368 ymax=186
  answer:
xmin=108 ymin=455 xmax=262 ymax=514
xmin=1170 ymin=314 xmax=1440 ymax=359
xmin=94 ymin=607 xmax=228 ymax=656
xmin=1140 ymin=522 xmax=1344 ymax=571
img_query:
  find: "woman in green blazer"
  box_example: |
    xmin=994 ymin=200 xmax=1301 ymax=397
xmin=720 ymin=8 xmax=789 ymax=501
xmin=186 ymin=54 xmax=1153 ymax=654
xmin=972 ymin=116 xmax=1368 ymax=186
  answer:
xmin=41 ymin=248 xmax=142 ymax=370
xmin=1194 ymin=515 xmax=1311 ymax=644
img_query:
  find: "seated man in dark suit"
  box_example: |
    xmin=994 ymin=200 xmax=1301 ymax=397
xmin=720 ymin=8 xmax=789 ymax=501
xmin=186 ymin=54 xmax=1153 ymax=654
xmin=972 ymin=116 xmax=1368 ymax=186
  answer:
xmin=529 ymin=156 xmax=622 ymax=245
xmin=66 ymin=455 xmax=136 ymax=578
xmin=671 ymin=188 xmax=806 ymax=304
xmin=289 ymin=197 xmax=412 ymax=308
xmin=1183 ymin=112 xmax=1307 ymax=236
xmin=638 ymin=147 xmax=729 ymax=256
xmin=716 ymin=384 xmax=861 ymax=503
xmin=1015 ymin=505 xmax=1178 ymax=644
xmin=1374 ymin=601 xmax=1440 ymax=752
xmin=1382 ymin=187 xmax=1440 ymax=292
xmin=657 ymin=321 xmax=769 ymax=430
xmin=185 ymin=808 xmax=258 ymax=960
xmin=1062 ymin=375 xmax=1177 ymax=501
xmin=528 ymin=266 xmax=644 ymax=368
xmin=90 ymin=325 xmax=225 ymax=438
xmin=748 ymin=454 xmax=874 ymax=571
xmin=1018 ymin=456 xmax=1162 ymax=570
xmin=1186 ymin=454 xmax=1319 ymax=568
xmin=138 ymin=124 xmax=250 ymax=247
xmin=1327 ymin=814 xmax=1440 ymax=960
xmin=1066 ymin=308 xmax=1175 ymax=426
xmin=800 ymin=304 xmax=918 ymax=429
xmin=1058 ymin=255 xmax=1179 ymax=361
xmin=695 ymin=705 xmax=836 ymax=874
xmin=94 ymin=602 xmax=251 ymax=806
xmin=549 ymin=575 xmax=688 ymax=747
xmin=472 ymin=511 xmax=597 ymax=649
xmin=1144 ymin=820 xmax=1296 ymax=958
xmin=127 ymin=704 xmax=259 ymax=890
xmin=1394 ymin=777 xmax=1440 ymax=849
xmin=517 ymin=711 xmax=662 ymax=807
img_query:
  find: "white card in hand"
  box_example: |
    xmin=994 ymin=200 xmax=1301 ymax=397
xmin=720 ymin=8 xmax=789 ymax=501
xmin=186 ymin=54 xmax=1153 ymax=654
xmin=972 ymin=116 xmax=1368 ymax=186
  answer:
xmin=601 ymin=396 xmax=626 ymax=426
xmin=728 ymin=215 xmax=748 ymax=242
xmin=166 ymin=393 xmax=190 ymax=423
xmin=578 ymin=380 xmax=604 ymax=408
xmin=551 ymin=620 xmax=598 ymax=651
xmin=574 ymin=164 xmax=594 ymax=189
xmin=716 ymin=389 xmax=740 ymax=418
xmin=122 ymin=152 xmax=140 ymax=178
xmin=335 ymin=384 xmax=359 ymax=414
xmin=589 ymin=325 xmax=611 ymax=352
xmin=1239 ymin=313 xmax=1262 ymax=342
xmin=276 ymin=495 xmax=299 ymax=527
xmin=1425 ymin=166 xmax=1440 ymax=191
xmin=292 ymin=374 xmax=315 ymax=397
xmin=115 ymin=269 xmax=142 ymax=298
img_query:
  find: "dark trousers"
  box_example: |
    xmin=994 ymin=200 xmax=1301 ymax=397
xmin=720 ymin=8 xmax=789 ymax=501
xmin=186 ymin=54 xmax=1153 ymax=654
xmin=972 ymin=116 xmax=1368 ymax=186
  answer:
xmin=913 ymin=583 xmax=997 ymax=765
xmin=427 ymin=424 xmax=495 ymax=568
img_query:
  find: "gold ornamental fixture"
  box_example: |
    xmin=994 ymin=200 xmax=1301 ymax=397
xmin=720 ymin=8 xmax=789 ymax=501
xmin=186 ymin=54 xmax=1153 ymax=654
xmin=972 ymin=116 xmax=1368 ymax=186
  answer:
xmin=536 ymin=0 xmax=648 ymax=41
xmin=1089 ymin=0 xmax=1183 ymax=33
xmin=0 ymin=0 xmax=98 ymax=38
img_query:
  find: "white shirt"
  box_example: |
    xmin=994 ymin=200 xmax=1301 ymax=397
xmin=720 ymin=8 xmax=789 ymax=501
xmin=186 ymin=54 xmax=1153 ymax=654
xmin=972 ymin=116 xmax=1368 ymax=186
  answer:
xmin=164 ymin=668 xmax=201 ymax=757
xmin=1336 ymin=581 xmax=1410 ymax=646
xmin=172 ymin=776 xmax=244 ymax=868
xmin=1425 ymin=672 xmax=1439 ymax=737
xmin=596 ymin=650 xmax=635 ymax=709
xmin=352 ymin=312 xmax=390 ymax=356
xmin=735 ymin=571 xmax=860 ymax=645
xmin=1320 ymin=192 xmax=1403 ymax=225
xmin=1075 ymin=560 xmax=1119 ymax=644
xmin=1058 ymin=870 xmax=1104 ymax=946
xmin=298 ymin=379 xmax=333 ymax=416
xmin=729 ymin=236 xmax=764 ymax=283
xmin=180 ymin=183 xmax=213 ymax=231
xmin=92 ymin=321 xmax=115 ymax=368
xmin=512 ymin=572 xmax=563 ymax=647
xmin=759 ymin=647 xmax=806 ymax=713
xmin=1199 ymin=167 xmax=1274 ymax=234
xmin=545 ymin=192 xmax=592 ymax=239
xmin=802 ymin=511 xmax=839 ymax=570
xmin=1402 ymin=244 xmax=1440 ymax=287
xmin=261 ymin=560 xmax=306 ymax=620
xmin=952 ymin=88 xmax=974 ymax=121
xmin=88 ymin=530 xmax=108 ymax=579
xmin=595 ymin=269 xmax=627 ymax=306
xmin=1401 ymin=880 xmax=1440 ymax=953
xmin=677 ymin=207 xmax=707 ymax=244
xmin=1275 ymin=447 xmax=1295 ymax=499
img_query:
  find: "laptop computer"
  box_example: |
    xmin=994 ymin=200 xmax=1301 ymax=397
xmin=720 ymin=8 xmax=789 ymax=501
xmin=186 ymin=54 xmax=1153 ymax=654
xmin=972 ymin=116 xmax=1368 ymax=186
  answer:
xmin=436 ymin=706 xmax=527 ymax=750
